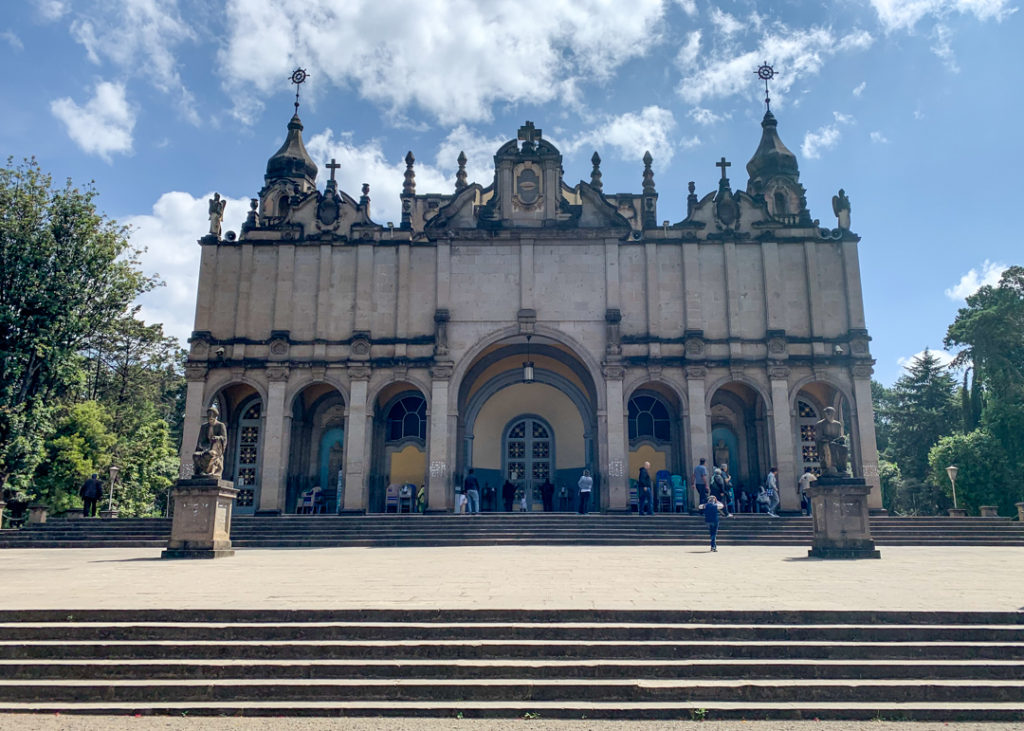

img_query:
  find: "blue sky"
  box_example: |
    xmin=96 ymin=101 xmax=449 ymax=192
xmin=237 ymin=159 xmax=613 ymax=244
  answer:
xmin=2 ymin=0 xmax=1020 ymax=385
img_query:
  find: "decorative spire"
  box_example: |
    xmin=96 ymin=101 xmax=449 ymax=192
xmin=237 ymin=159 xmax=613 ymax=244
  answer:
xmin=745 ymin=108 xmax=799 ymax=194
xmin=641 ymin=151 xmax=657 ymax=229
xmin=590 ymin=151 xmax=603 ymax=192
xmin=754 ymin=61 xmax=776 ymax=114
xmin=455 ymin=151 xmax=467 ymax=191
xmin=265 ymin=111 xmax=318 ymax=189
xmin=290 ymin=68 xmax=308 ymax=113
xmin=402 ymin=151 xmax=416 ymax=196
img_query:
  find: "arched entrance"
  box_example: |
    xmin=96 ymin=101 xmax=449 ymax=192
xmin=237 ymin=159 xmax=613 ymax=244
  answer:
xmin=457 ymin=334 xmax=598 ymax=512
xmin=793 ymin=381 xmax=857 ymax=477
xmin=286 ymin=383 xmax=346 ymax=513
xmin=708 ymin=381 xmax=770 ymax=510
xmin=369 ymin=383 xmax=428 ymax=513
xmin=208 ymin=383 xmax=264 ymax=515
xmin=626 ymin=383 xmax=686 ymax=508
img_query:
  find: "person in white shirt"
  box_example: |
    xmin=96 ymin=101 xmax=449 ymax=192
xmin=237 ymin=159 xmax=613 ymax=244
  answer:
xmin=765 ymin=467 xmax=780 ymax=517
xmin=577 ymin=470 xmax=594 ymax=514
xmin=799 ymin=468 xmax=817 ymax=515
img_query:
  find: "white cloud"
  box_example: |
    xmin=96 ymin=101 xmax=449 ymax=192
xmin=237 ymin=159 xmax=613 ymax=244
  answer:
xmin=68 ymin=0 xmax=199 ymax=124
xmin=563 ymin=106 xmax=678 ymax=167
xmin=709 ymin=8 xmax=745 ymax=36
xmin=34 ymin=0 xmax=67 ymax=21
xmin=677 ymin=24 xmax=874 ymax=106
xmin=435 ymin=125 xmax=511 ymax=190
xmin=930 ymin=23 xmax=959 ymax=71
xmin=680 ymin=135 xmax=702 ymax=149
xmin=126 ymin=192 xmax=251 ymax=347
xmin=676 ymin=30 xmax=702 ymax=69
xmin=944 ymin=260 xmax=1008 ymax=300
xmin=870 ymin=0 xmax=1015 ymax=32
xmin=870 ymin=130 xmax=890 ymax=143
xmin=219 ymin=0 xmax=667 ymax=125
xmin=801 ymin=124 xmax=841 ymax=160
xmin=688 ymin=107 xmax=730 ymax=126
xmin=853 ymin=81 xmax=867 ymax=96
xmin=50 ymin=81 xmax=135 ymax=162
xmin=674 ymin=0 xmax=698 ymax=16
xmin=833 ymin=111 xmax=855 ymax=124
xmin=897 ymin=349 xmax=955 ymax=370
xmin=1 ymin=30 xmax=23 ymax=51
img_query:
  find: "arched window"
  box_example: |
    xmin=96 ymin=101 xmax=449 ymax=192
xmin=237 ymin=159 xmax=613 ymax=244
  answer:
xmin=798 ymin=399 xmax=821 ymax=475
xmin=773 ymin=191 xmax=788 ymax=216
xmin=628 ymin=394 xmax=671 ymax=442
xmin=386 ymin=394 xmax=426 ymax=442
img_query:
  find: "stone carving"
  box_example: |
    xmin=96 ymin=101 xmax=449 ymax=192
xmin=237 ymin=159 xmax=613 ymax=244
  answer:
xmin=815 ymin=406 xmax=850 ymax=476
xmin=605 ymin=308 xmax=622 ymax=355
xmin=192 ymin=406 xmax=228 ymax=478
xmin=208 ymin=193 xmax=227 ymax=237
xmin=434 ymin=308 xmax=450 ymax=356
xmin=832 ymin=189 xmax=851 ymax=230
xmin=714 ymin=439 xmax=730 ymax=469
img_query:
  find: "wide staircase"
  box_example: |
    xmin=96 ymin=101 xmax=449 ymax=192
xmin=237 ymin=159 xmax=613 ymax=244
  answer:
xmin=1 ymin=513 xmax=1023 ymax=549
xmin=0 ymin=609 xmax=1019 ymax=720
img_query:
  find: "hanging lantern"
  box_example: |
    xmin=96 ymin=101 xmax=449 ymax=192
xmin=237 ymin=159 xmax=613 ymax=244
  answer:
xmin=523 ymin=335 xmax=534 ymax=383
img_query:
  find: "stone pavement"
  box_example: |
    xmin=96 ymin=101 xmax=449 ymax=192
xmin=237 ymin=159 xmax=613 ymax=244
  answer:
xmin=1 ymin=544 xmax=1022 ymax=611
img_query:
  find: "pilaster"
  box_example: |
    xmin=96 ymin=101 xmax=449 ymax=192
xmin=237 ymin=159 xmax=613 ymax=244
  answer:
xmin=768 ymin=368 xmax=798 ymax=512
xmin=178 ymin=367 xmax=208 ymax=477
xmin=257 ymin=366 xmax=290 ymax=513
xmin=342 ymin=369 xmax=371 ymax=512
xmin=685 ymin=366 xmax=708 ymax=507
xmin=602 ymin=362 xmax=627 ymax=511
xmin=852 ymin=364 xmax=882 ymax=510
xmin=427 ymin=362 xmax=454 ymax=511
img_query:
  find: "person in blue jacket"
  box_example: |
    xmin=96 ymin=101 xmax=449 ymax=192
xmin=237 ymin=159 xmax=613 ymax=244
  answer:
xmin=700 ymin=494 xmax=726 ymax=552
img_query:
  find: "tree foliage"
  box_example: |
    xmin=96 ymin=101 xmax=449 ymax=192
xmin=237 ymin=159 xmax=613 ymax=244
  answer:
xmin=0 ymin=158 xmax=155 ymax=490
xmin=928 ymin=429 xmax=1016 ymax=514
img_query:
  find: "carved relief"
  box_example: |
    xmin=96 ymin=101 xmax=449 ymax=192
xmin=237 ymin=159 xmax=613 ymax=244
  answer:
xmin=768 ymin=366 xmax=790 ymax=380
xmin=685 ymin=336 xmax=705 ymax=357
xmin=513 ymin=163 xmax=542 ymax=208
xmin=266 ymin=366 xmax=289 ymax=382
xmin=685 ymin=366 xmax=707 ymax=379
xmin=350 ymin=332 xmax=371 ymax=358
xmin=347 ymin=365 xmax=371 ymax=381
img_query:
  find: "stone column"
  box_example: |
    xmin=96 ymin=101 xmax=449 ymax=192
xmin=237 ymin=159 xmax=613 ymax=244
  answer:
xmin=603 ymin=364 xmax=628 ymax=511
xmin=257 ymin=367 xmax=289 ymax=514
xmin=852 ymin=366 xmax=883 ymax=510
xmin=768 ymin=368 xmax=799 ymax=513
xmin=427 ymin=363 xmax=453 ymax=512
xmin=178 ymin=368 xmax=208 ymax=475
xmin=686 ymin=366 xmax=708 ymax=508
xmin=342 ymin=370 xmax=370 ymax=512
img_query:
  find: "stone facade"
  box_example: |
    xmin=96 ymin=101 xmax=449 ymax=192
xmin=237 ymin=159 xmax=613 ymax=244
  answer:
xmin=180 ymin=114 xmax=880 ymax=516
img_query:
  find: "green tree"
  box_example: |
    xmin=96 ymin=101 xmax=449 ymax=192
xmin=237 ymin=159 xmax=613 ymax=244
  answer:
xmin=112 ymin=417 xmax=178 ymax=517
xmin=928 ymin=429 xmax=1016 ymax=514
xmin=871 ymin=380 xmax=893 ymax=454
xmin=32 ymin=401 xmax=115 ymax=513
xmin=877 ymin=458 xmax=903 ymax=514
xmin=0 ymin=158 xmax=154 ymax=491
xmin=883 ymin=350 xmax=959 ymax=484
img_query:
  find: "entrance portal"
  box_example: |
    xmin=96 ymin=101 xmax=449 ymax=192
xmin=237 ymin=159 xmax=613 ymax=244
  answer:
xmin=503 ymin=416 xmax=553 ymax=511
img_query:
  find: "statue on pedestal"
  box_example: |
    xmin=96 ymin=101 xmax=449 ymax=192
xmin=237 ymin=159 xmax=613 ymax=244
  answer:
xmin=815 ymin=406 xmax=850 ymax=476
xmin=208 ymin=193 xmax=227 ymax=238
xmin=714 ymin=439 xmax=730 ymax=470
xmin=831 ymin=189 xmax=851 ymax=230
xmin=193 ymin=405 xmax=228 ymax=478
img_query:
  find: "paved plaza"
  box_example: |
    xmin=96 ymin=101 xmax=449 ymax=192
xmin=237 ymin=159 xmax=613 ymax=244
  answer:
xmin=1 ymin=544 xmax=1021 ymax=612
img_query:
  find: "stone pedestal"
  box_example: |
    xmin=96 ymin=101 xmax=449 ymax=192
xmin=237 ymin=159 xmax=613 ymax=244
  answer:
xmin=1016 ymin=502 xmax=1024 ymax=522
xmin=99 ymin=509 xmax=119 ymax=519
xmin=806 ymin=477 xmax=881 ymax=559
xmin=27 ymin=505 xmax=49 ymax=525
xmin=979 ymin=505 xmax=998 ymax=517
xmin=947 ymin=508 xmax=967 ymax=517
xmin=162 ymin=478 xmax=238 ymax=559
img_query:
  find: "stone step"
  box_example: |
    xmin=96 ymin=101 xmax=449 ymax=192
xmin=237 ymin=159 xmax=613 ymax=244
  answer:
xmin=0 ymin=699 xmax=1020 ymax=721
xmin=3 ymin=657 xmax=1020 ymax=681
xmin=0 ymin=677 xmax=1022 ymax=704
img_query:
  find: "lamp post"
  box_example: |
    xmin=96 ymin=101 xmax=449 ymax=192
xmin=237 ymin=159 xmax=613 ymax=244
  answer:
xmin=945 ymin=465 xmax=958 ymax=510
xmin=108 ymin=464 xmax=119 ymax=512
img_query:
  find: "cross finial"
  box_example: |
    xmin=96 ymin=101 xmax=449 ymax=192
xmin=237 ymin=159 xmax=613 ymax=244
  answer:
xmin=325 ymin=158 xmax=340 ymax=182
xmin=755 ymin=61 xmax=776 ymax=113
xmin=716 ymin=157 xmax=731 ymax=180
xmin=517 ymin=121 xmax=542 ymax=150
xmin=290 ymin=68 xmax=309 ymax=112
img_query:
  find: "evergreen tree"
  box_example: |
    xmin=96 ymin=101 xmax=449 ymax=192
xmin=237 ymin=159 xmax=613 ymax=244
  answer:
xmin=883 ymin=350 xmax=959 ymax=484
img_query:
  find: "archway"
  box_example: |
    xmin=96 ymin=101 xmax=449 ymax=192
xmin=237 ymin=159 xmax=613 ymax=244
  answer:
xmin=708 ymin=381 xmax=770 ymax=510
xmin=286 ymin=383 xmax=346 ymax=513
xmin=457 ymin=333 xmax=598 ymax=512
xmin=208 ymin=383 xmax=263 ymax=515
xmin=369 ymin=382 xmax=428 ymax=513
xmin=794 ymin=381 xmax=857 ymax=477
xmin=626 ymin=382 xmax=686 ymax=510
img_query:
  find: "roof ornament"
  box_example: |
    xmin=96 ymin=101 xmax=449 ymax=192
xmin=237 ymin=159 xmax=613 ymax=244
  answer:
xmin=517 ymin=121 xmax=541 ymax=152
xmin=455 ymin=151 xmax=468 ymax=192
xmin=755 ymin=61 xmax=776 ymax=113
xmin=403 ymin=152 xmax=416 ymax=196
xmin=290 ymin=68 xmax=308 ymax=113
xmin=590 ymin=152 xmax=603 ymax=192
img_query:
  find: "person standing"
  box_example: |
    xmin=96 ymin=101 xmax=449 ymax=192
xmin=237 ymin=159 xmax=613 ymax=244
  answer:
xmin=463 ymin=469 xmax=480 ymax=515
xmin=693 ymin=458 xmax=709 ymax=506
xmin=637 ymin=461 xmax=653 ymax=515
xmin=540 ymin=478 xmax=555 ymax=512
xmin=79 ymin=473 xmax=102 ymax=518
xmin=765 ymin=467 xmax=780 ymax=517
xmin=501 ymin=478 xmax=516 ymax=512
xmin=710 ymin=467 xmax=731 ymax=517
xmin=798 ymin=468 xmax=817 ymax=515
xmin=577 ymin=469 xmax=593 ymax=514
xmin=700 ymin=494 xmax=725 ymax=552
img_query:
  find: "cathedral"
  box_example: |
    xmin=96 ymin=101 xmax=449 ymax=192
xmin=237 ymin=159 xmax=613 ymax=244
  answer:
xmin=179 ymin=101 xmax=881 ymax=517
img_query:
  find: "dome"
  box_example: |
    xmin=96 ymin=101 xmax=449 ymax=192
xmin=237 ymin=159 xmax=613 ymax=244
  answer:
xmin=746 ymin=111 xmax=799 ymax=193
xmin=265 ymin=113 xmax=318 ymax=185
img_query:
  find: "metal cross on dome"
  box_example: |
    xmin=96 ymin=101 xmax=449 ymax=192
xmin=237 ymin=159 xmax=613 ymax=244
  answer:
xmin=290 ymin=68 xmax=308 ymax=112
xmin=755 ymin=61 xmax=776 ymax=113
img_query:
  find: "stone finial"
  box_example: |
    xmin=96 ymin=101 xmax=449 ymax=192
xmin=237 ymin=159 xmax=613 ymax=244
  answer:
xmin=641 ymin=151 xmax=657 ymax=228
xmin=241 ymin=197 xmax=259 ymax=233
xmin=642 ymin=151 xmax=655 ymax=194
xmin=455 ymin=150 xmax=467 ymax=192
xmin=687 ymin=181 xmax=698 ymax=217
xmin=590 ymin=151 xmax=603 ymax=192
xmin=403 ymin=151 xmax=416 ymax=196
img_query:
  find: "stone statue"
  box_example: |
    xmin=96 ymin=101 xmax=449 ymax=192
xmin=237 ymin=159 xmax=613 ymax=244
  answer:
xmin=714 ymin=439 xmax=730 ymax=469
xmin=831 ymin=188 xmax=851 ymax=230
xmin=814 ymin=406 xmax=850 ymax=476
xmin=208 ymin=193 xmax=227 ymax=237
xmin=193 ymin=405 xmax=228 ymax=478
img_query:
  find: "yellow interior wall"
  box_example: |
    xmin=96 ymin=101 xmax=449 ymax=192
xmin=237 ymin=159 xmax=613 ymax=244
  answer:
xmin=388 ymin=444 xmax=426 ymax=486
xmin=629 ymin=445 xmax=667 ymax=482
xmin=473 ymin=382 xmax=584 ymax=470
